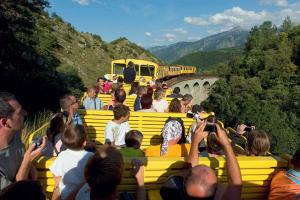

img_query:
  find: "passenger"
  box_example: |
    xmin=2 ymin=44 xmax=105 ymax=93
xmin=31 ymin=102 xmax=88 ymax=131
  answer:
xmin=138 ymin=94 xmax=156 ymax=112
xmin=145 ymin=118 xmax=190 ymax=157
xmin=119 ymin=130 xmax=144 ymax=157
xmin=167 ymin=87 xmax=183 ymax=99
xmin=149 ymin=76 xmax=156 ymax=87
xmin=103 ymin=83 xmax=119 ymax=110
xmin=0 ymin=180 xmax=46 ymax=200
xmin=83 ymin=87 xmax=104 ymax=110
xmin=268 ymin=148 xmax=300 ymax=200
xmin=134 ymin=86 xmax=147 ymax=111
xmin=129 ymin=82 xmax=139 ymax=96
xmin=186 ymin=104 xmax=205 ymax=143
xmin=50 ymin=125 xmax=94 ymax=200
xmin=97 ymin=77 xmax=105 ymax=94
xmin=75 ymin=145 xmax=146 ymax=200
xmin=108 ymin=89 xmax=126 ymax=110
xmin=152 ymin=88 xmax=168 ymax=113
xmin=201 ymin=133 xmax=224 ymax=157
xmin=147 ymin=87 xmax=154 ymax=97
xmin=236 ymin=125 xmax=270 ymax=156
xmin=103 ymin=78 xmax=112 ymax=94
xmin=168 ymin=98 xmax=182 ymax=113
xmin=180 ymin=94 xmax=193 ymax=113
xmin=139 ymin=76 xmax=147 ymax=84
xmin=43 ymin=114 xmax=67 ymax=157
xmin=104 ymin=104 xmax=130 ymax=148
xmin=160 ymin=122 xmax=242 ymax=200
xmin=60 ymin=94 xmax=82 ymax=125
xmin=112 ymin=74 xmax=118 ymax=84
xmin=0 ymin=92 xmax=46 ymax=191
xmin=123 ymin=61 xmax=137 ymax=84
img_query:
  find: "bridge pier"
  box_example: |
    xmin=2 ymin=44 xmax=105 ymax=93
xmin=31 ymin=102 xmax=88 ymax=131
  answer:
xmin=168 ymin=76 xmax=218 ymax=104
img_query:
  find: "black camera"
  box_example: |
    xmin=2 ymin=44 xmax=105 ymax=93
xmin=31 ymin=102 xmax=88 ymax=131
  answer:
xmin=204 ymin=116 xmax=217 ymax=132
xmin=32 ymin=137 xmax=43 ymax=150
xmin=244 ymin=126 xmax=252 ymax=132
xmin=186 ymin=111 xmax=199 ymax=119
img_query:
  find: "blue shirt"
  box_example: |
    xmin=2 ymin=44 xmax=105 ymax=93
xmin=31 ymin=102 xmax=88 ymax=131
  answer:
xmin=134 ymin=96 xmax=141 ymax=111
xmin=73 ymin=112 xmax=83 ymax=125
xmin=83 ymin=97 xmax=104 ymax=110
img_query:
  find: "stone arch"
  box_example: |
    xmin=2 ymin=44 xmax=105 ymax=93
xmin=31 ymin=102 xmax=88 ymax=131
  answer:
xmin=183 ymin=84 xmax=190 ymax=95
xmin=192 ymin=82 xmax=200 ymax=104
xmin=203 ymin=81 xmax=210 ymax=90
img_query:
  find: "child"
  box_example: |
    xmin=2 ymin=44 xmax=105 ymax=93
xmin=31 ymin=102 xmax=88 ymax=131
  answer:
xmin=83 ymin=86 xmax=104 ymax=110
xmin=119 ymin=130 xmax=144 ymax=157
xmin=50 ymin=125 xmax=94 ymax=200
xmin=104 ymin=104 xmax=130 ymax=147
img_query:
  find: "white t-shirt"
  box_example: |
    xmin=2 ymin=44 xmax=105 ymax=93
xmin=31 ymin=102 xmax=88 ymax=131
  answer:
xmin=49 ymin=149 xmax=94 ymax=200
xmin=152 ymin=99 xmax=168 ymax=113
xmin=104 ymin=121 xmax=130 ymax=146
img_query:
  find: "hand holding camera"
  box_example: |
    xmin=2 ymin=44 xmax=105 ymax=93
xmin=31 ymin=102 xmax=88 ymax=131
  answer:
xmin=236 ymin=124 xmax=255 ymax=135
xmin=24 ymin=136 xmax=47 ymax=163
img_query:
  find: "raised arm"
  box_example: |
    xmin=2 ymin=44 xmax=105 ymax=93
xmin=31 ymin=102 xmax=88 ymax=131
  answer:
xmin=186 ymin=122 xmax=207 ymax=167
xmin=215 ymin=124 xmax=242 ymax=200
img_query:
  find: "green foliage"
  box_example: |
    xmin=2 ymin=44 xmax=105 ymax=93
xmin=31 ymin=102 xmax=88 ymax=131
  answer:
xmin=172 ymin=48 xmax=243 ymax=73
xmin=204 ymin=20 xmax=300 ymax=155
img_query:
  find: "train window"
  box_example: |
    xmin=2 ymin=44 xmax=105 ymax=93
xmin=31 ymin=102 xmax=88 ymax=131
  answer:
xmin=113 ymin=63 xmax=126 ymax=74
xmin=134 ymin=64 xmax=139 ymax=75
xmin=140 ymin=65 xmax=155 ymax=76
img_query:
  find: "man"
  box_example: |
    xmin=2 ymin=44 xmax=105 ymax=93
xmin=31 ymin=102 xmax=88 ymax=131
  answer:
xmin=160 ymin=122 xmax=242 ymax=200
xmin=268 ymin=148 xmax=300 ymax=200
xmin=59 ymin=94 xmax=82 ymax=125
xmin=123 ymin=61 xmax=136 ymax=84
xmin=167 ymin=87 xmax=183 ymax=99
xmin=108 ymin=89 xmax=126 ymax=110
xmin=0 ymin=92 xmax=46 ymax=190
xmin=180 ymin=94 xmax=193 ymax=113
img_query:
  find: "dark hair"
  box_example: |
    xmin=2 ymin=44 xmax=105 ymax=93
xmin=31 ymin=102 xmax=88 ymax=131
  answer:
xmin=117 ymin=76 xmax=124 ymax=84
xmin=47 ymin=115 xmax=66 ymax=145
xmin=85 ymin=145 xmax=124 ymax=200
xmin=169 ymin=98 xmax=181 ymax=113
xmin=115 ymin=89 xmax=126 ymax=103
xmin=0 ymin=92 xmax=16 ymax=118
xmin=61 ymin=124 xmax=87 ymax=150
xmin=0 ymin=180 xmax=45 ymax=200
xmin=59 ymin=94 xmax=72 ymax=111
xmin=154 ymin=88 xmax=164 ymax=100
xmin=292 ymin=148 xmax=300 ymax=170
xmin=173 ymin=87 xmax=180 ymax=94
xmin=207 ymin=133 xmax=223 ymax=155
xmin=128 ymin=61 xmax=134 ymax=68
xmin=113 ymin=104 xmax=130 ymax=120
xmin=138 ymin=86 xmax=147 ymax=96
xmin=125 ymin=130 xmax=143 ymax=148
xmin=147 ymin=87 xmax=154 ymax=96
xmin=247 ymin=130 xmax=270 ymax=156
xmin=182 ymin=94 xmax=193 ymax=101
xmin=129 ymin=82 xmax=139 ymax=95
xmin=141 ymin=94 xmax=153 ymax=109
xmin=192 ymin=104 xmax=204 ymax=113
xmin=97 ymin=77 xmax=105 ymax=82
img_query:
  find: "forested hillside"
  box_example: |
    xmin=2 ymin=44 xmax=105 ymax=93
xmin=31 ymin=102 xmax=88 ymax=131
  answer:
xmin=172 ymin=48 xmax=243 ymax=72
xmin=0 ymin=0 xmax=160 ymax=113
xmin=203 ymin=19 xmax=300 ymax=155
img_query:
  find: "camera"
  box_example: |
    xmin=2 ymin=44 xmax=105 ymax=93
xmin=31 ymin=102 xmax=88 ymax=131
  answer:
xmin=32 ymin=137 xmax=43 ymax=150
xmin=244 ymin=126 xmax=252 ymax=132
xmin=204 ymin=116 xmax=217 ymax=132
xmin=186 ymin=111 xmax=199 ymax=120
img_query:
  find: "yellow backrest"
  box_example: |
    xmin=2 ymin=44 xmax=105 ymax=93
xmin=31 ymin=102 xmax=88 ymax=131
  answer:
xmin=35 ymin=156 xmax=288 ymax=199
xmin=78 ymin=110 xmax=194 ymax=149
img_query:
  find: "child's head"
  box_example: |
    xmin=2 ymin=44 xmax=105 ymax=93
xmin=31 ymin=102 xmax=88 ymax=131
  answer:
xmin=61 ymin=124 xmax=87 ymax=150
xmin=87 ymin=87 xmax=97 ymax=98
xmin=113 ymin=104 xmax=130 ymax=122
xmin=125 ymin=130 xmax=143 ymax=149
xmin=247 ymin=130 xmax=270 ymax=156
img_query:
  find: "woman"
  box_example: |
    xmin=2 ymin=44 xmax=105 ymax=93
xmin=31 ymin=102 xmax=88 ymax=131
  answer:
xmin=152 ymin=88 xmax=168 ymax=113
xmin=168 ymin=98 xmax=181 ymax=113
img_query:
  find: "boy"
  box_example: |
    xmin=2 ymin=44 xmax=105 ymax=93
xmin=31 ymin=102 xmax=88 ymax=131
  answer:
xmin=119 ymin=130 xmax=144 ymax=157
xmin=50 ymin=125 xmax=94 ymax=200
xmin=104 ymin=104 xmax=130 ymax=147
xmin=83 ymin=87 xmax=104 ymax=110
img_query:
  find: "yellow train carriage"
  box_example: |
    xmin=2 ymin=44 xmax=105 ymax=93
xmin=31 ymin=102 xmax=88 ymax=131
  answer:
xmin=107 ymin=59 xmax=196 ymax=82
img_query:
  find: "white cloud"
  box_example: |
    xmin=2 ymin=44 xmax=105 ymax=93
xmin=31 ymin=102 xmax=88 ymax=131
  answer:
xmin=258 ymin=0 xmax=288 ymax=7
xmin=174 ymin=28 xmax=188 ymax=34
xmin=72 ymin=0 xmax=90 ymax=5
xmin=163 ymin=33 xmax=176 ymax=42
xmin=184 ymin=17 xmax=210 ymax=26
xmin=187 ymin=36 xmax=202 ymax=41
xmin=145 ymin=32 xmax=152 ymax=37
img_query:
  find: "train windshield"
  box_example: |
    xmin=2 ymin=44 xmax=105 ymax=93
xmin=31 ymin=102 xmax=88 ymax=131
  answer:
xmin=140 ymin=65 xmax=155 ymax=76
xmin=113 ymin=63 xmax=126 ymax=74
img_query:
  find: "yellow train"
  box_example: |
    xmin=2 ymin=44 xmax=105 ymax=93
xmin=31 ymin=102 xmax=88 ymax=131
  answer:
xmin=107 ymin=58 xmax=196 ymax=82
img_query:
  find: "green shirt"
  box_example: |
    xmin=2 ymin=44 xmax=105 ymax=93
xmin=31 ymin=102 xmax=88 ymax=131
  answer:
xmin=119 ymin=147 xmax=144 ymax=157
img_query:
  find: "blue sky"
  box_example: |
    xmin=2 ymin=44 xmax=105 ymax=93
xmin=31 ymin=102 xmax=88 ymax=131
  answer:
xmin=47 ymin=0 xmax=300 ymax=47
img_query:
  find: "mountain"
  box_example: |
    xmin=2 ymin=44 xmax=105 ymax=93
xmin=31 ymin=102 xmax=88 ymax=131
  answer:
xmin=36 ymin=13 xmax=161 ymax=87
xmin=149 ymin=27 xmax=249 ymax=63
xmin=173 ymin=48 xmax=243 ymax=72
